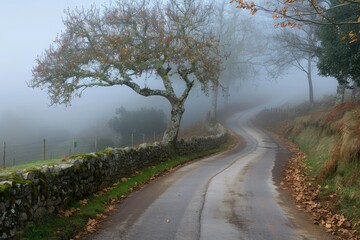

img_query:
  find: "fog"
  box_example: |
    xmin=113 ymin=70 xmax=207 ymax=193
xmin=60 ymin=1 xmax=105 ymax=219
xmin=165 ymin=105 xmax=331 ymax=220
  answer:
xmin=0 ymin=1 xmax=337 ymax=165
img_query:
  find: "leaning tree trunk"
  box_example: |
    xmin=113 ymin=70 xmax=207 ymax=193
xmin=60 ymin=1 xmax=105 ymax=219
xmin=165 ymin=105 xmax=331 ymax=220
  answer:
xmin=162 ymin=100 xmax=185 ymax=151
xmin=307 ymin=54 xmax=314 ymax=107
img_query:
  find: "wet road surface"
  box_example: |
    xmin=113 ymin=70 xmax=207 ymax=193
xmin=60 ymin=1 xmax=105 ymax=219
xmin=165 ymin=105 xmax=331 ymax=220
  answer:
xmin=84 ymin=108 xmax=333 ymax=240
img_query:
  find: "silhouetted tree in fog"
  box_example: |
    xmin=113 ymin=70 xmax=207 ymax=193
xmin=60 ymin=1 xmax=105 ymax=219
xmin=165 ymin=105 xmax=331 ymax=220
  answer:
xmin=272 ymin=23 xmax=320 ymax=106
xmin=208 ymin=0 xmax=266 ymax=123
xmin=109 ymin=107 xmax=167 ymax=146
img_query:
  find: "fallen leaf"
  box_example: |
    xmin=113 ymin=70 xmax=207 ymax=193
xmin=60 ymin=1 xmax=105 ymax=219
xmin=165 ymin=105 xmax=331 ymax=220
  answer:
xmin=105 ymin=205 xmax=116 ymax=212
xmin=58 ymin=208 xmax=80 ymax=217
xmin=325 ymin=223 xmax=332 ymax=229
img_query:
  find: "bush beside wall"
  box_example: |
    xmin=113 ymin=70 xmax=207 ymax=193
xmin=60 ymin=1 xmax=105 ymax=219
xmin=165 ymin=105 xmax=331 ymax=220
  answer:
xmin=0 ymin=124 xmax=227 ymax=239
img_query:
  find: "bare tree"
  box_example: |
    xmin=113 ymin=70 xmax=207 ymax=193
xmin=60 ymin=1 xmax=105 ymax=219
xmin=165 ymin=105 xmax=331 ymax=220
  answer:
xmin=29 ymin=0 xmax=222 ymax=149
xmin=272 ymin=24 xmax=319 ymax=106
xmin=208 ymin=1 xmax=267 ymax=122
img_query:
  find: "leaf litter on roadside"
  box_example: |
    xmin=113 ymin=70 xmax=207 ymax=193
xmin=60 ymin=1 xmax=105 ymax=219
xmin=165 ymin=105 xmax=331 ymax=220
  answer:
xmin=279 ymin=135 xmax=358 ymax=240
xmin=58 ymin=208 xmax=80 ymax=217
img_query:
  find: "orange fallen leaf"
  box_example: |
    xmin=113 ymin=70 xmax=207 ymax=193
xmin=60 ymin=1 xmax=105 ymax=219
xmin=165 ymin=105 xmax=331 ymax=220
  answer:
xmin=80 ymin=199 xmax=88 ymax=205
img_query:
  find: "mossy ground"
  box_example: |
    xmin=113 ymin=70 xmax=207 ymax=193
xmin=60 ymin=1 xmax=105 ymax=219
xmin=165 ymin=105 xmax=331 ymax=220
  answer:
xmin=0 ymin=183 xmax=11 ymax=196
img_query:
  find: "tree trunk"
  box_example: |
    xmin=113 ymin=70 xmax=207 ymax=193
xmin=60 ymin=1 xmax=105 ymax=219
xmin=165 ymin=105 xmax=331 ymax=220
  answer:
xmin=223 ymin=86 xmax=229 ymax=108
xmin=307 ymin=54 xmax=314 ymax=107
xmin=162 ymin=100 xmax=185 ymax=150
xmin=209 ymin=81 xmax=219 ymax=124
xmin=351 ymin=81 xmax=360 ymax=100
xmin=336 ymin=83 xmax=346 ymax=104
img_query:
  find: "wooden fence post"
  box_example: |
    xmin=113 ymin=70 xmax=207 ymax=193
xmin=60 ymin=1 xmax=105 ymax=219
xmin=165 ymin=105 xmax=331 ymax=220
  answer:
xmin=3 ymin=141 xmax=6 ymax=168
xmin=43 ymin=138 xmax=46 ymax=160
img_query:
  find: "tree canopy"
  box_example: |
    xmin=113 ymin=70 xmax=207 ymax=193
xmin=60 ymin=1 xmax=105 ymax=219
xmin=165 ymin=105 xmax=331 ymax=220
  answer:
xmin=317 ymin=0 xmax=360 ymax=85
xmin=29 ymin=0 xmax=222 ymax=147
xmin=231 ymin=0 xmax=360 ymax=28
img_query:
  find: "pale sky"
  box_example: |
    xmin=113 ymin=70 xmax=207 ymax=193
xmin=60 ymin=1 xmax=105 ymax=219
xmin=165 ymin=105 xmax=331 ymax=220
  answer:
xmin=0 ymin=1 xmax=171 ymax=132
xmin=0 ymin=1 xmax=338 ymax=136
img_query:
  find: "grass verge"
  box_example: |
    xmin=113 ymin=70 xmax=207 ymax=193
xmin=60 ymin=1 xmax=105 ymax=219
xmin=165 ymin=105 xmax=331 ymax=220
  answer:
xmin=255 ymin=102 xmax=360 ymax=237
xmin=292 ymin=127 xmax=360 ymax=232
xmin=23 ymin=137 xmax=233 ymax=240
xmin=0 ymin=159 xmax=64 ymax=174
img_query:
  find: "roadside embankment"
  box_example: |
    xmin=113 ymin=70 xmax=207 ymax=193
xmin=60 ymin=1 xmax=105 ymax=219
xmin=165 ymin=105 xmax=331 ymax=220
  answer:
xmin=0 ymin=124 xmax=228 ymax=239
xmin=255 ymin=101 xmax=360 ymax=240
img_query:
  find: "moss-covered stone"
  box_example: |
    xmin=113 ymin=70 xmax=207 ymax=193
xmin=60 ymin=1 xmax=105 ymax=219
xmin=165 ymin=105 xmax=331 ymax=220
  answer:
xmin=0 ymin=183 xmax=11 ymax=197
xmin=68 ymin=153 xmax=96 ymax=160
xmin=1 ymin=173 xmax=31 ymax=185
xmin=96 ymin=148 xmax=114 ymax=157
xmin=0 ymin=124 xmax=228 ymax=239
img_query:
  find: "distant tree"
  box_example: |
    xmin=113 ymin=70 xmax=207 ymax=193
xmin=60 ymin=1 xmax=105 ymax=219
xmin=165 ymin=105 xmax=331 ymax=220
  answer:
xmin=95 ymin=138 xmax=115 ymax=150
xmin=29 ymin=0 xmax=222 ymax=150
xmin=208 ymin=1 xmax=267 ymax=123
xmin=272 ymin=23 xmax=320 ymax=106
xmin=108 ymin=107 xmax=167 ymax=146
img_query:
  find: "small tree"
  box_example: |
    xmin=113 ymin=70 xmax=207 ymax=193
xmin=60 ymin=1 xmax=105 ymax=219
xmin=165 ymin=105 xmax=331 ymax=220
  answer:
xmin=29 ymin=0 xmax=221 ymax=149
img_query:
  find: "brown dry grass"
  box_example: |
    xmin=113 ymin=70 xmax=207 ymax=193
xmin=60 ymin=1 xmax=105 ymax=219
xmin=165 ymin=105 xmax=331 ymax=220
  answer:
xmin=319 ymin=145 xmax=341 ymax=181
xmin=323 ymin=101 xmax=360 ymax=125
xmin=272 ymin=130 xmax=358 ymax=239
xmin=257 ymin=100 xmax=360 ymax=239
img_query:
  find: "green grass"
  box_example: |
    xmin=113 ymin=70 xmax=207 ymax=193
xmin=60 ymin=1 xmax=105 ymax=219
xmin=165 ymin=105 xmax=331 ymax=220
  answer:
xmin=0 ymin=149 xmax=113 ymax=175
xmin=257 ymin=102 xmax=360 ymax=233
xmin=23 ymin=139 xmax=233 ymax=240
xmin=292 ymin=126 xmax=339 ymax=176
xmin=336 ymin=185 xmax=360 ymax=219
xmin=0 ymin=158 xmax=64 ymax=174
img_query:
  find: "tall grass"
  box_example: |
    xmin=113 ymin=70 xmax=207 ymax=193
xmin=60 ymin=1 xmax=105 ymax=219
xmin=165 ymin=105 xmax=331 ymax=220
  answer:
xmin=256 ymin=100 xmax=360 ymax=230
xmin=286 ymin=102 xmax=360 ymax=227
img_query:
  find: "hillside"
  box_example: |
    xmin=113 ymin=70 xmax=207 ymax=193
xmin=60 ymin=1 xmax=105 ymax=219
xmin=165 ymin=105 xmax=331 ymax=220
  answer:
xmin=256 ymin=100 xmax=360 ymax=239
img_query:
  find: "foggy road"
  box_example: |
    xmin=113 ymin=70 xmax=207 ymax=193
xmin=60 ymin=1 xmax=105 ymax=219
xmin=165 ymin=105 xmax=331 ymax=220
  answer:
xmin=84 ymin=108 xmax=331 ymax=240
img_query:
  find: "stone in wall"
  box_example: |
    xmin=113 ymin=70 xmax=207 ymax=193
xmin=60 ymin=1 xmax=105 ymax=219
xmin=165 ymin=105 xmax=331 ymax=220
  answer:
xmin=0 ymin=124 xmax=227 ymax=239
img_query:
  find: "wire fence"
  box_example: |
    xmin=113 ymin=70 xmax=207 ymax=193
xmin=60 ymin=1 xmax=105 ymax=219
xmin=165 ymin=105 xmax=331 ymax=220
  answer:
xmin=1 ymin=132 xmax=164 ymax=169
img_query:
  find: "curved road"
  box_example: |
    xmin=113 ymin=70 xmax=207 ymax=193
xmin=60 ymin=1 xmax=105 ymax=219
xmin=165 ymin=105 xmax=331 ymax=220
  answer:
xmin=84 ymin=108 xmax=332 ymax=240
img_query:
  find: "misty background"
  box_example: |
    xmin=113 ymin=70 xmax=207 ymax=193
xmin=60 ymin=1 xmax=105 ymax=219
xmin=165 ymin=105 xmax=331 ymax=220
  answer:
xmin=0 ymin=1 xmax=337 ymax=165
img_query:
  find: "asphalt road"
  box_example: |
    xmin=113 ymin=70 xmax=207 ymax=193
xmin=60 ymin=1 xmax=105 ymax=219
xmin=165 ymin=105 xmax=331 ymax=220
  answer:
xmin=83 ymin=108 xmax=333 ymax=240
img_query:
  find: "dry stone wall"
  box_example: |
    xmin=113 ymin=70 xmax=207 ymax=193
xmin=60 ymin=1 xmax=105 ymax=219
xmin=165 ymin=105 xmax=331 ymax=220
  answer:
xmin=0 ymin=124 xmax=228 ymax=239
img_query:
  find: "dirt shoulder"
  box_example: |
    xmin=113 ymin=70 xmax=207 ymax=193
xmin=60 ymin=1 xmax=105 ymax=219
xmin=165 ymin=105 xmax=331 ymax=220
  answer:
xmin=269 ymin=129 xmax=357 ymax=240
